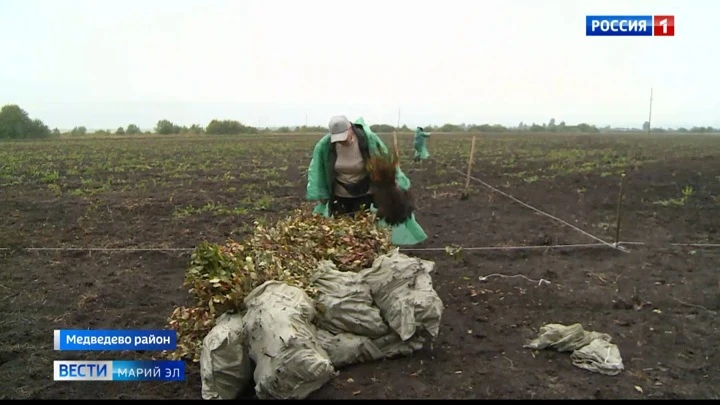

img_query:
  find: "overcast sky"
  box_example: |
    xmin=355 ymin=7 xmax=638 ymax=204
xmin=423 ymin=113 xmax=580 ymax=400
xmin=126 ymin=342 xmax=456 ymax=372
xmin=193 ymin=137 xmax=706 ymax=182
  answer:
xmin=1 ymin=0 xmax=717 ymax=130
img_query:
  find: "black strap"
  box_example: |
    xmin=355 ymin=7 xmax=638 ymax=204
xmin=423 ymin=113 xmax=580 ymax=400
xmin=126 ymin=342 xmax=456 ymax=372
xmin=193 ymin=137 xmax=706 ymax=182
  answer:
xmin=336 ymin=175 xmax=371 ymax=197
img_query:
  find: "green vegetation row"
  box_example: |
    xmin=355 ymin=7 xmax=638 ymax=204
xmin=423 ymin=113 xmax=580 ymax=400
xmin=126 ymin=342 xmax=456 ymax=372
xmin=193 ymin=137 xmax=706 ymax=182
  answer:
xmin=1 ymin=104 xmax=718 ymax=140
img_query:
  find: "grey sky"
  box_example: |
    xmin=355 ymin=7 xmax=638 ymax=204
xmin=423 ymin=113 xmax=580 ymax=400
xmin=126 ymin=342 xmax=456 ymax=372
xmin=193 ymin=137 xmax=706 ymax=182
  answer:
xmin=1 ymin=0 xmax=717 ymax=130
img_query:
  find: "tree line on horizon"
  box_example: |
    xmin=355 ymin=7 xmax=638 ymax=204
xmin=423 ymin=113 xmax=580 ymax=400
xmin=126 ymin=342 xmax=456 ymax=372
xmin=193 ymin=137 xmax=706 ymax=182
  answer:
xmin=1 ymin=104 xmax=717 ymax=140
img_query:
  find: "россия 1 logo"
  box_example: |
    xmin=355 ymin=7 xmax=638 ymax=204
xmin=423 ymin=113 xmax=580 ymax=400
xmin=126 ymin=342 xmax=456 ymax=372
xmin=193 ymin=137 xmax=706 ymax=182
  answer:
xmin=586 ymin=15 xmax=675 ymax=36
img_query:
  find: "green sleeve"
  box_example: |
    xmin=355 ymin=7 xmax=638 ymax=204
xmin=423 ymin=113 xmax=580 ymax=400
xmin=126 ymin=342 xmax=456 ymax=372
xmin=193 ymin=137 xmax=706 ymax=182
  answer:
xmin=423 ymin=131 xmax=431 ymax=138
xmin=306 ymin=136 xmax=330 ymax=201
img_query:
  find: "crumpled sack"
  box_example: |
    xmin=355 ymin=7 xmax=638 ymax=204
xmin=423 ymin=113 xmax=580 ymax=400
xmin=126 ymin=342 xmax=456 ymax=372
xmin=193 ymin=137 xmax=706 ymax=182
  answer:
xmin=524 ymin=323 xmax=624 ymax=376
xmin=242 ymin=281 xmax=337 ymax=399
xmin=200 ymin=312 xmax=253 ymax=400
xmin=315 ymin=329 xmax=385 ymax=368
xmin=310 ymin=260 xmax=390 ymax=338
xmin=570 ymin=338 xmax=624 ymax=376
xmin=360 ymin=248 xmax=444 ymax=341
xmin=310 ymin=253 xmax=440 ymax=371
xmin=524 ymin=323 xmax=612 ymax=352
xmin=371 ymin=331 xmax=426 ymax=357
xmin=316 ymin=329 xmax=426 ymax=368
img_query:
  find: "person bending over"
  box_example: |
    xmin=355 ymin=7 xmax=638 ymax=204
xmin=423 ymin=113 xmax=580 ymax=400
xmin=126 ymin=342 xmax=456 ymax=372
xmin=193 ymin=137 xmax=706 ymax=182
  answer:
xmin=305 ymin=115 xmax=428 ymax=246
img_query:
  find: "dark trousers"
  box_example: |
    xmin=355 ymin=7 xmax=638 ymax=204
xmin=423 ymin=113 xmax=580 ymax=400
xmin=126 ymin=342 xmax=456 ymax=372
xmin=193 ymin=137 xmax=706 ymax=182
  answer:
xmin=329 ymin=194 xmax=375 ymax=217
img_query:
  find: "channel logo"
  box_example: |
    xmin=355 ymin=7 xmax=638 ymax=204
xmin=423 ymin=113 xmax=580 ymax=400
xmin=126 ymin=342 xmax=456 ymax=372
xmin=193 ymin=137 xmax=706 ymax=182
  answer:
xmin=586 ymin=15 xmax=675 ymax=37
xmin=53 ymin=360 xmax=184 ymax=381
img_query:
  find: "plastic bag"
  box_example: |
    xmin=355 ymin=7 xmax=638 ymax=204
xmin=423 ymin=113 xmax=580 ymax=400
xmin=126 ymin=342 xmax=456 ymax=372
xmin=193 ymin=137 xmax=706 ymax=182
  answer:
xmin=199 ymin=312 xmax=253 ymax=400
xmin=371 ymin=331 xmax=426 ymax=358
xmin=315 ymin=329 xmax=385 ymax=368
xmin=360 ymin=248 xmax=444 ymax=341
xmin=570 ymin=338 xmax=624 ymax=376
xmin=524 ymin=323 xmax=624 ymax=376
xmin=315 ymin=329 xmax=426 ymax=369
xmin=242 ymin=281 xmax=337 ymax=399
xmin=310 ymin=260 xmax=390 ymax=338
xmin=523 ymin=323 xmax=611 ymax=352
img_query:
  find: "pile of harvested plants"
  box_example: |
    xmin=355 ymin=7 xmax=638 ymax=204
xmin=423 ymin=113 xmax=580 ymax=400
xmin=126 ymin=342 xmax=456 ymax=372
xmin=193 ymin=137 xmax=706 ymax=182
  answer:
xmin=163 ymin=208 xmax=392 ymax=362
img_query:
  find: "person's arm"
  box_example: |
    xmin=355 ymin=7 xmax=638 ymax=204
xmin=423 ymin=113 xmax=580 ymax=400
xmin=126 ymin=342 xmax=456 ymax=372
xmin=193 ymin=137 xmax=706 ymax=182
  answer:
xmin=306 ymin=138 xmax=330 ymax=202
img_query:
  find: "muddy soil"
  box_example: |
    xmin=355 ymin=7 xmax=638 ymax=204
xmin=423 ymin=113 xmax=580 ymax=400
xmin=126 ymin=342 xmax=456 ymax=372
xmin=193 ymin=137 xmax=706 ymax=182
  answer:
xmin=1 ymin=134 xmax=718 ymax=399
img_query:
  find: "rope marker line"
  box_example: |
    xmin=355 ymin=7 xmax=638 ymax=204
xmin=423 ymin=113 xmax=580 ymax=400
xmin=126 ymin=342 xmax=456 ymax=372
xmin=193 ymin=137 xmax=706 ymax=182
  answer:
xmin=431 ymin=157 xmax=628 ymax=253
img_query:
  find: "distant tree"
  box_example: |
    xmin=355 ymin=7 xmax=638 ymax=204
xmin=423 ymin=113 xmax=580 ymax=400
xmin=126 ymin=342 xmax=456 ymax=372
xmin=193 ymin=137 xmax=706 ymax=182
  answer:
xmin=548 ymin=118 xmax=557 ymax=131
xmin=439 ymin=123 xmax=463 ymax=132
xmin=690 ymin=126 xmax=715 ymax=133
xmin=642 ymin=121 xmax=650 ymax=131
xmin=187 ymin=124 xmax=204 ymax=134
xmin=294 ymin=125 xmax=326 ymax=133
xmin=529 ymin=123 xmax=544 ymax=132
xmin=205 ymin=119 xmax=258 ymax=135
xmin=155 ymin=119 xmax=181 ymax=135
xmin=467 ymin=124 xmax=507 ymax=132
xmin=126 ymin=124 xmax=141 ymax=135
xmin=0 ymin=104 xmax=52 ymax=139
xmin=576 ymin=123 xmax=600 ymax=133
xmin=52 ymin=128 xmax=61 ymax=136
xmin=116 ymin=127 xmax=125 ymax=135
xmin=369 ymin=124 xmax=395 ymax=133
xmin=69 ymin=126 xmax=87 ymax=135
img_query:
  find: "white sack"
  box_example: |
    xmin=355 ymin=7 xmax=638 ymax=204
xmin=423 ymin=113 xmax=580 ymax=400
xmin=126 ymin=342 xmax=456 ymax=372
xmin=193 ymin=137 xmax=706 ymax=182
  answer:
xmin=523 ymin=323 xmax=612 ymax=352
xmin=360 ymin=248 xmax=444 ymax=341
xmin=570 ymin=338 xmax=624 ymax=376
xmin=200 ymin=312 xmax=253 ymax=400
xmin=524 ymin=323 xmax=624 ymax=376
xmin=310 ymin=260 xmax=390 ymax=338
xmin=242 ymin=281 xmax=337 ymax=399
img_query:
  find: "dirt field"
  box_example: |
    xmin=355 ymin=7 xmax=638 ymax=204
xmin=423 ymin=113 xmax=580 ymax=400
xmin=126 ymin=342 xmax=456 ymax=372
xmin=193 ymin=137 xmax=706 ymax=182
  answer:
xmin=1 ymin=131 xmax=719 ymax=399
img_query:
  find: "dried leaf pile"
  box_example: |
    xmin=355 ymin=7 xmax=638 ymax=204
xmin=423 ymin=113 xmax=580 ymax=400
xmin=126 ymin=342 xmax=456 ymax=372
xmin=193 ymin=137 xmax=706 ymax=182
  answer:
xmin=163 ymin=208 xmax=392 ymax=362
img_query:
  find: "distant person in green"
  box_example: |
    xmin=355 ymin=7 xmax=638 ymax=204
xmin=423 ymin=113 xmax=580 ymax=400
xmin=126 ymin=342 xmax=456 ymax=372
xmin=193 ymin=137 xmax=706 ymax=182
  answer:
xmin=413 ymin=127 xmax=431 ymax=162
xmin=305 ymin=115 xmax=428 ymax=246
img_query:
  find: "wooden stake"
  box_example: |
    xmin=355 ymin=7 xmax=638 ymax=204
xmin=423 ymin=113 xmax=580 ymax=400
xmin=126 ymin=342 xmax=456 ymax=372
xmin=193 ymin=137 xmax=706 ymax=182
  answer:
xmin=461 ymin=136 xmax=477 ymax=200
xmin=392 ymin=130 xmax=400 ymax=164
xmin=393 ymin=107 xmax=401 ymax=165
xmin=614 ymin=172 xmax=627 ymax=246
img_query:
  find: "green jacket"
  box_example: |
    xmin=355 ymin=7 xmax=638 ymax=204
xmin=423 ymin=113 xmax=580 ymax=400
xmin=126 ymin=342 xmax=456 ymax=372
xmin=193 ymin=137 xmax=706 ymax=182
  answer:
xmin=306 ymin=117 xmax=428 ymax=246
xmin=414 ymin=128 xmax=431 ymax=159
xmin=414 ymin=128 xmax=430 ymax=149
